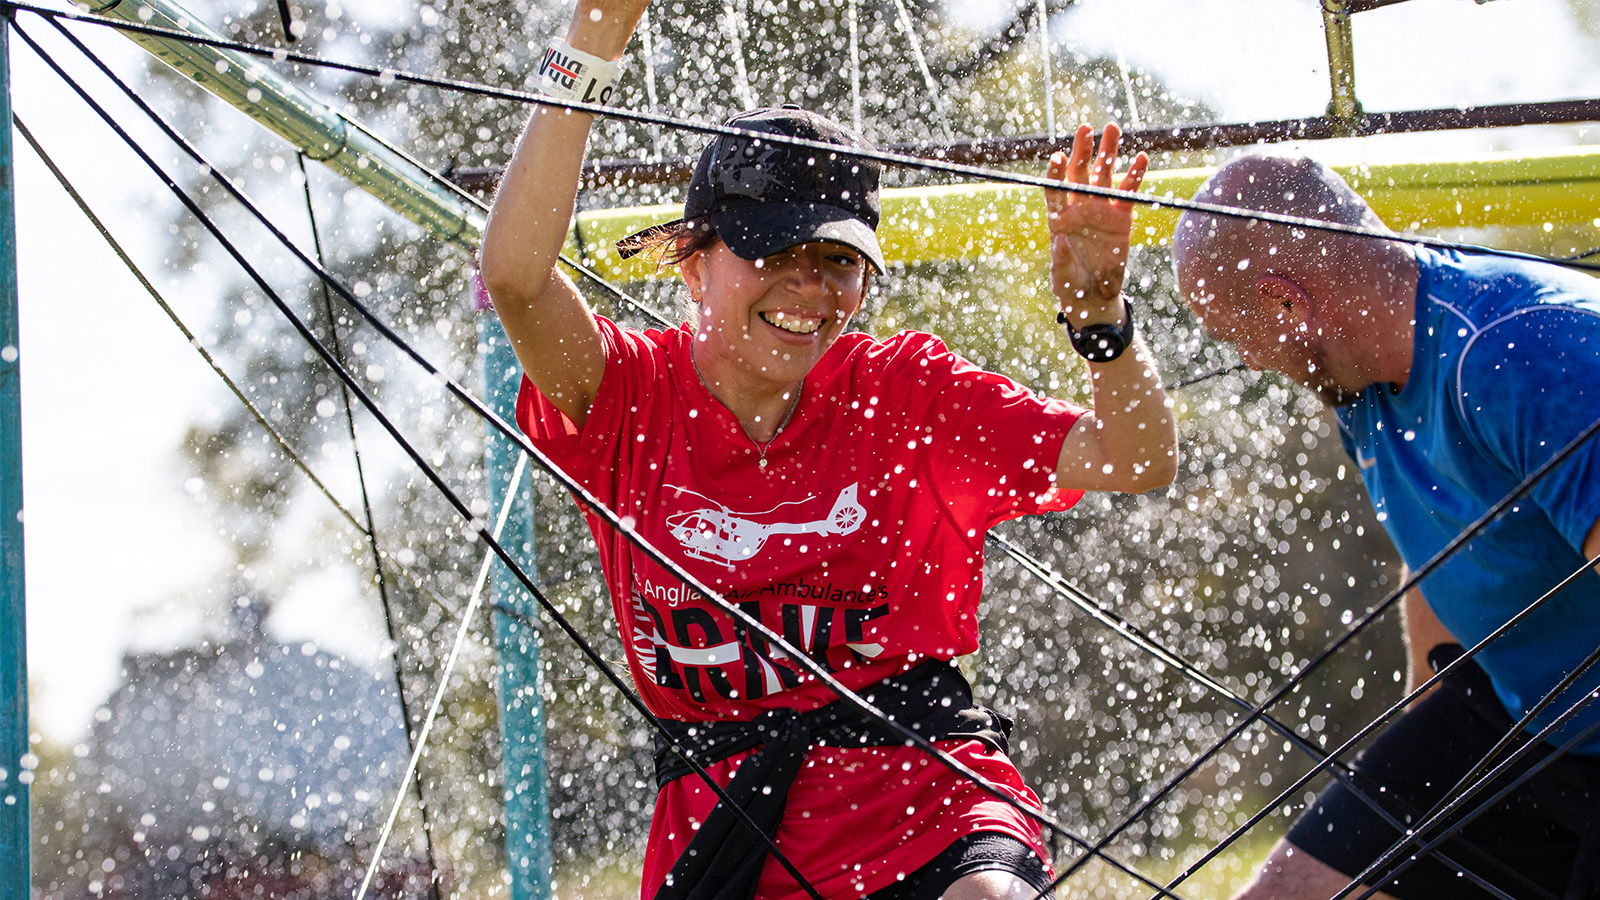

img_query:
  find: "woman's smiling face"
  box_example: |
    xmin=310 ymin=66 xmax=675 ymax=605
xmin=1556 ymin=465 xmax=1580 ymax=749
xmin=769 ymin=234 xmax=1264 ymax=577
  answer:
xmin=682 ymin=239 xmax=869 ymax=388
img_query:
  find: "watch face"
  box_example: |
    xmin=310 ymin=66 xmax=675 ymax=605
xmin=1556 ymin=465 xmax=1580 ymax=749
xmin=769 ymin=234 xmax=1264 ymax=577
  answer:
xmin=1066 ymin=301 xmax=1133 ymax=362
xmin=1072 ymin=326 xmax=1126 ymax=362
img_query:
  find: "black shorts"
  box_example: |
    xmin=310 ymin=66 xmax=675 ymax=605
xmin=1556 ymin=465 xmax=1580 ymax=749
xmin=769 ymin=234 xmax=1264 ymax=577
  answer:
xmin=1286 ymin=646 xmax=1600 ymax=900
xmin=863 ymin=832 xmax=1052 ymax=900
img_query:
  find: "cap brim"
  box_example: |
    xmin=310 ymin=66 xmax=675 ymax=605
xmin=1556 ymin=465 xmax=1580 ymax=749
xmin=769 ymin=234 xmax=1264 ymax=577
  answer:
xmin=711 ymin=202 xmax=885 ymax=273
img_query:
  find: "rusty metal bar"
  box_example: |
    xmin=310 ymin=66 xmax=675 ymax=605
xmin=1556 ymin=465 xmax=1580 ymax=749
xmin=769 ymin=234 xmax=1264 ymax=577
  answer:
xmin=446 ymin=98 xmax=1600 ymax=195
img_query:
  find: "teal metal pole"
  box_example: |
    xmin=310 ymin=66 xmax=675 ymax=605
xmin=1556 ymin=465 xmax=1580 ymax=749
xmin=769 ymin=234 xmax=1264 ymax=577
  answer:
xmin=0 ymin=18 xmax=31 ymax=900
xmin=475 ymin=277 xmax=551 ymax=900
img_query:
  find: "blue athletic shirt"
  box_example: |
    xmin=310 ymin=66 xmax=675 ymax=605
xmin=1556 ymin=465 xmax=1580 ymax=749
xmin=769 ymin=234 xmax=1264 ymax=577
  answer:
xmin=1336 ymin=246 xmax=1600 ymax=756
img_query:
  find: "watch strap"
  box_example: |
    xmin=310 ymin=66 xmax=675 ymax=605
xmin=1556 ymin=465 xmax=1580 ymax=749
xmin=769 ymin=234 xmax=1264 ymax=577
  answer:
xmin=1060 ymin=298 xmax=1135 ymax=362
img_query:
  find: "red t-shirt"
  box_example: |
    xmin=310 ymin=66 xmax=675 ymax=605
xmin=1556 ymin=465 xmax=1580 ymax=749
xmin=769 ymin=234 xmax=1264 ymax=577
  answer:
xmin=517 ymin=317 xmax=1084 ymax=899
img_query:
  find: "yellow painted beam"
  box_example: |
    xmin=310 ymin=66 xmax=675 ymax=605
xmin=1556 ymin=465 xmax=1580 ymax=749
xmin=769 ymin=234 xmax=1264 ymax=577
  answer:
xmin=567 ymin=145 xmax=1600 ymax=282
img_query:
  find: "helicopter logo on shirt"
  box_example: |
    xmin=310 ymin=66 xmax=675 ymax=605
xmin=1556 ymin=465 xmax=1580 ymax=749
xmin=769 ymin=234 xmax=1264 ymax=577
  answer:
xmin=666 ymin=483 xmax=865 ymax=566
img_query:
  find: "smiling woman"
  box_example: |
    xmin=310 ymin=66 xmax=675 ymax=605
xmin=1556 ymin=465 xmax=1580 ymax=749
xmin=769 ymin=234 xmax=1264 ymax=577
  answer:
xmin=475 ymin=2 xmax=1178 ymax=899
xmin=556 ymin=102 xmax=883 ymax=440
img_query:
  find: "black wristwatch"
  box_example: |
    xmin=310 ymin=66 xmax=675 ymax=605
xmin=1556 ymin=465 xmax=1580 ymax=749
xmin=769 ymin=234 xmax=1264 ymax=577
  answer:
xmin=1059 ymin=298 xmax=1136 ymax=363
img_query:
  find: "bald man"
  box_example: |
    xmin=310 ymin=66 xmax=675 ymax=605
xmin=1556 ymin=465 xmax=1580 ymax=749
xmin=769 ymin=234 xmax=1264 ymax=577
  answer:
xmin=1171 ymin=155 xmax=1600 ymax=900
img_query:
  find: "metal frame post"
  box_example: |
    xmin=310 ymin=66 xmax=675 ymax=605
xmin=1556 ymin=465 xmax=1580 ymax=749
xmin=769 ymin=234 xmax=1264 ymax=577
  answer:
xmin=0 ymin=16 xmax=32 ymax=899
xmin=475 ymin=279 xmax=551 ymax=900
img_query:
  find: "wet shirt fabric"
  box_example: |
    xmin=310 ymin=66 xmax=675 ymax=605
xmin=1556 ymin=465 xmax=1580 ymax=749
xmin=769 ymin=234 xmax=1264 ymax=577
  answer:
xmin=516 ymin=316 xmax=1083 ymax=900
xmin=1335 ymin=247 xmax=1600 ymax=756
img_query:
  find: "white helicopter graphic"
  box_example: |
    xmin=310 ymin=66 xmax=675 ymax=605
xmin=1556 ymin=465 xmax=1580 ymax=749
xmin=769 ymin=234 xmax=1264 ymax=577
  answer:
xmin=666 ymin=483 xmax=866 ymax=565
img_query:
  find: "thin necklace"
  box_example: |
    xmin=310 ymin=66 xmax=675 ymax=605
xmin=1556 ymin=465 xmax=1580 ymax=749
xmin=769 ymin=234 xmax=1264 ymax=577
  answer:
xmin=690 ymin=352 xmax=802 ymax=469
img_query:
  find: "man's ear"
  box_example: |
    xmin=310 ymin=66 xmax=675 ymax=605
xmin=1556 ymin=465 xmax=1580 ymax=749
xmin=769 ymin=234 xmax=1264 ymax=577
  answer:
xmin=1254 ymin=274 xmax=1311 ymax=326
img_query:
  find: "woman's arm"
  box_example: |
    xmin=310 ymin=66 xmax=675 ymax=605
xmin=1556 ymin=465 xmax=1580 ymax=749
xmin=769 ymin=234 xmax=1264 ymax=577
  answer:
xmin=1047 ymin=124 xmax=1178 ymax=494
xmin=478 ymin=0 xmax=650 ymax=429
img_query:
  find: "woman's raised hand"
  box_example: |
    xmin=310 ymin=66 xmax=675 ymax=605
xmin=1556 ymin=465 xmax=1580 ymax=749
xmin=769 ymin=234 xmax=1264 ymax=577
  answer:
xmin=1045 ymin=123 xmax=1148 ymax=327
xmin=565 ymin=0 xmax=653 ymax=58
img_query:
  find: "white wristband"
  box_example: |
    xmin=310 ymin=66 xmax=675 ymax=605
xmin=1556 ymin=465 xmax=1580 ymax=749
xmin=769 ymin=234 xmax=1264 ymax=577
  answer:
xmin=537 ymin=37 xmax=623 ymax=105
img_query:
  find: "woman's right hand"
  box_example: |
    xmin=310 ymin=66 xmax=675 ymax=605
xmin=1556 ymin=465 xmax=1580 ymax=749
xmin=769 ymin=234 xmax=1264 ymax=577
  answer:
xmin=564 ymin=0 xmax=652 ymax=59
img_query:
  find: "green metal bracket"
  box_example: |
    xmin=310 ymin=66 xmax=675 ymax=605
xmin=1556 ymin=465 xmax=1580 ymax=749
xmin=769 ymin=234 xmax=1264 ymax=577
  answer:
xmin=1322 ymin=0 xmax=1364 ymax=136
xmin=88 ymin=0 xmax=487 ymax=249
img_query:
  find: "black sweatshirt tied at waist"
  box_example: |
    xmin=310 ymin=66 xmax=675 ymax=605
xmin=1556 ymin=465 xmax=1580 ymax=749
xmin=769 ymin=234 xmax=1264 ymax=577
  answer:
xmin=650 ymin=659 xmax=1014 ymax=900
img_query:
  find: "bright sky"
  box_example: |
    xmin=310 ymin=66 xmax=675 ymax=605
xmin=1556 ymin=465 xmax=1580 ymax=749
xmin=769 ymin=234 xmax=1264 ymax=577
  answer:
xmin=12 ymin=0 xmax=1600 ymax=742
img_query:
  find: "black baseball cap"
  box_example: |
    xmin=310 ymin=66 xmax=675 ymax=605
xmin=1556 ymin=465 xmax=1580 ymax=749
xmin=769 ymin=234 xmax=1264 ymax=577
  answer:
xmin=617 ymin=106 xmax=884 ymax=272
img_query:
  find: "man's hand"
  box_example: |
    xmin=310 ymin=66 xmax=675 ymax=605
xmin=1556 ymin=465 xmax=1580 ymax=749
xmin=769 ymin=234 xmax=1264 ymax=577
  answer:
xmin=1046 ymin=122 xmax=1148 ymax=327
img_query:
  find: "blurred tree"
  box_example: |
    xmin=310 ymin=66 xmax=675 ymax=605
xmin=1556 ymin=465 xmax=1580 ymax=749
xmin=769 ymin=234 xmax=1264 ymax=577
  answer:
xmin=1566 ymin=0 xmax=1600 ymax=38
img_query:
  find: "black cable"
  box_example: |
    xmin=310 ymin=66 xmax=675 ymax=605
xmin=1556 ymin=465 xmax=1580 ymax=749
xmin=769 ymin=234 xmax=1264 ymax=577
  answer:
xmin=12 ymin=24 xmax=832 ymax=899
xmin=567 ymin=189 xmax=671 ymax=329
xmin=1045 ymin=375 xmax=1600 ymax=897
xmin=563 ymin=248 xmax=674 ymax=328
xmin=1159 ymin=361 xmax=1248 ymax=391
xmin=1330 ymin=559 xmax=1600 ymax=900
xmin=1342 ymin=687 xmax=1600 ymax=900
xmin=1140 ymin=541 xmax=1600 ymax=900
xmin=13 ymin=116 xmax=352 ymax=545
xmin=21 ymin=19 xmax=1198 ymax=898
xmin=11 ymin=0 xmax=1600 ymax=277
xmin=25 ymin=5 xmax=1600 ymax=894
xmin=1406 ymin=555 xmax=1600 ymax=827
xmin=11 ymin=112 xmax=464 ymax=627
xmin=294 ymin=149 xmax=445 ymax=900
xmin=34 ymin=12 xmax=1587 ymax=890
xmin=1059 ymin=404 xmax=1600 ymax=897
xmin=992 ymin=531 xmax=1529 ymax=896
xmin=273 ymin=0 xmax=295 ymax=42
xmin=989 ymin=533 xmax=1531 ymax=900
xmin=22 ymin=21 xmax=1192 ymax=897
xmin=37 ymin=28 xmax=1184 ymax=896
xmin=24 ymin=18 xmax=1199 ymax=897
